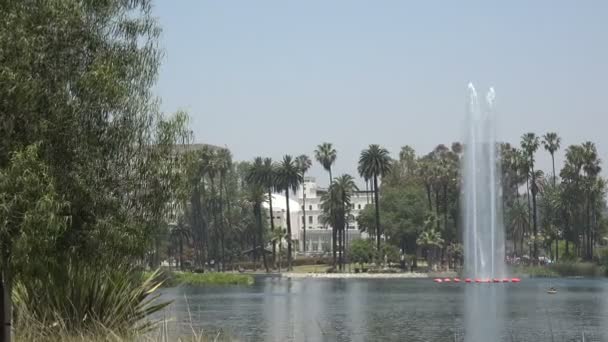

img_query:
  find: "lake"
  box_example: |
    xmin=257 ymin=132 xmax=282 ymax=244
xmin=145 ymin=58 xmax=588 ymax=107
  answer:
xmin=159 ymin=276 xmax=608 ymax=341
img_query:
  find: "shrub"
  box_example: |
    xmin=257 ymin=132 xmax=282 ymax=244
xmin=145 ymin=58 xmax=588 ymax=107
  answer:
xmin=14 ymin=262 xmax=169 ymax=340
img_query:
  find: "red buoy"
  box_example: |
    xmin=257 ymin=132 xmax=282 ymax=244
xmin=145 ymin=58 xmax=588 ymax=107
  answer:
xmin=475 ymin=278 xmax=482 ymax=283
xmin=502 ymin=278 xmax=510 ymax=283
xmin=511 ymin=278 xmax=521 ymax=283
xmin=434 ymin=278 xmax=443 ymax=283
xmin=443 ymin=278 xmax=452 ymax=283
xmin=465 ymin=278 xmax=472 ymax=283
xmin=493 ymin=278 xmax=501 ymax=283
xmin=453 ymin=278 xmax=461 ymax=283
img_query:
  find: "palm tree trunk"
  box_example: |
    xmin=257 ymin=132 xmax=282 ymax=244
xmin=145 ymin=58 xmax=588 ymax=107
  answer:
xmin=332 ymin=224 xmax=338 ymax=267
xmin=0 ymin=271 xmax=11 ymax=342
xmin=179 ymin=237 xmax=184 ymax=270
xmin=256 ymin=203 xmax=269 ymax=273
xmin=443 ymin=184 xmax=448 ymax=232
xmin=285 ymin=189 xmax=293 ymax=271
xmin=551 ymin=153 xmax=556 ymax=186
xmin=373 ymin=174 xmax=381 ymax=251
xmin=302 ymin=181 xmax=307 ymax=254
xmin=268 ymin=189 xmax=276 ymax=267
xmin=338 ymin=224 xmax=343 ymax=271
xmin=329 ymin=168 xmax=333 ymax=184
xmin=425 ymin=184 xmax=433 ymax=211
xmin=532 ymin=191 xmax=538 ymax=261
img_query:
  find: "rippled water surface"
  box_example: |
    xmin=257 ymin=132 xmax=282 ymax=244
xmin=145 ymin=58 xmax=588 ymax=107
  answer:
xmin=158 ymin=276 xmax=608 ymax=341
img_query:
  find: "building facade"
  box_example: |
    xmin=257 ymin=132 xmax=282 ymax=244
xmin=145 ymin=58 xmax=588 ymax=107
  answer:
xmin=264 ymin=177 xmax=371 ymax=255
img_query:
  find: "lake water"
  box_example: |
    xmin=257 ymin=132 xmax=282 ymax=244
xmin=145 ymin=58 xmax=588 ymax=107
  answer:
xmin=159 ymin=276 xmax=608 ymax=341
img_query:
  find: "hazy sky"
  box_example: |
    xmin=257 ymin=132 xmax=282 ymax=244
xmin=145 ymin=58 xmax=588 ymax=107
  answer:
xmin=153 ymin=1 xmax=608 ymax=187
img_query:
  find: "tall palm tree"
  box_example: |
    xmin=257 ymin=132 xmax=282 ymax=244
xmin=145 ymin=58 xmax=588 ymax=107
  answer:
xmin=170 ymin=218 xmax=191 ymax=270
xmin=245 ymin=179 xmax=270 ymax=273
xmin=215 ymin=148 xmax=232 ymax=270
xmin=262 ymin=158 xmax=277 ymax=264
xmin=358 ymin=144 xmax=392 ymax=251
xmin=275 ymin=155 xmax=303 ymax=270
xmin=295 ymin=154 xmax=312 ymax=253
xmin=581 ymin=141 xmax=601 ymax=260
xmin=542 ymin=132 xmax=561 ymax=186
xmin=507 ymin=200 xmax=529 ymax=256
xmin=417 ymin=222 xmax=444 ymax=271
xmin=521 ymin=133 xmax=540 ymax=260
xmin=320 ymin=174 xmax=358 ymax=270
xmin=314 ymin=143 xmax=337 ymax=184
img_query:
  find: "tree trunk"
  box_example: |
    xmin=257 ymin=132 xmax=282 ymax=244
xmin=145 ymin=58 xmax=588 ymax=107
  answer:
xmin=179 ymin=237 xmax=184 ymax=270
xmin=338 ymin=225 xmax=343 ymax=271
xmin=285 ymin=189 xmax=293 ymax=271
xmin=425 ymin=184 xmax=433 ymax=211
xmin=268 ymin=189 xmax=276 ymax=267
xmin=551 ymin=153 xmax=556 ymax=186
xmin=256 ymin=203 xmax=269 ymax=273
xmin=1 ymin=270 xmax=11 ymax=342
xmin=332 ymin=224 xmax=338 ymax=267
xmin=555 ymin=238 xmax=559 ymax=262
xmin=532 ymin=190 xmax=538 ymax=261
xmin=373 ymin=174 xmax=381 ymax=251
xmin=443 ymin=184 xmax=448 ymax=233
xmin=302 ymin=181 xmax=307 ymax=255
xmin=435 ymin=189 xmax=440 ymax=230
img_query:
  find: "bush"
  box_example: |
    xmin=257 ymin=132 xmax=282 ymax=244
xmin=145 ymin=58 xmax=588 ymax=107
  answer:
xmin=549 ymin=262 xmax=605 ymax=277
xmin=173 ymin=272 xmax=254 ymax=286
xmin=14 ymin=262 xmax=169 ymax=340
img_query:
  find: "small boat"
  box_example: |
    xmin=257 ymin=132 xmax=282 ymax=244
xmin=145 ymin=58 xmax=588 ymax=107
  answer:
xmin=547 ymin=287 xmax=557 ymax=294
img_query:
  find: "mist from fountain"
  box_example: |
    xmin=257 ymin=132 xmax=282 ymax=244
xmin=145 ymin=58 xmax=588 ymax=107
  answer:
xmin=462 ymin=83 xmax=506 ymax=342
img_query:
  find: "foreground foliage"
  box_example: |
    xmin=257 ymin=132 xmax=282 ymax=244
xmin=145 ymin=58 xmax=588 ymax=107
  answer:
xmin=14 ymin=265 xmax=168 ymax=341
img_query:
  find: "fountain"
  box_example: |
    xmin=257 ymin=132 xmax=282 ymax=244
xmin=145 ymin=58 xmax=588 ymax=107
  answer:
xmin=462 ymin=83 xmax=506 ymax=341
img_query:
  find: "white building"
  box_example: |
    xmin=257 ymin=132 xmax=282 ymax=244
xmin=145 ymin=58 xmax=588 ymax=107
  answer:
xmin=263 ymin=177 xmax=371 ymax=255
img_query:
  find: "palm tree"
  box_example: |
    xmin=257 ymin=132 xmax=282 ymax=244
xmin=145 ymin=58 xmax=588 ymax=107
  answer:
xmin=245 ymin=157 xmax=270 ymax=271
xmin=507 ymin=200 xmax=529 ymax=256
xmin=314 ymin=143 xmax=337 ymax=184
xmin=358 ymin=144 xmax=392 ymax=251
xmin=417 ymin=220 xmax=444 ymax=271
xmin=521 ymin=133 xmax=540 ymax=260
xmin=581 ymin=142 xmax=601 ymax=260
xmin=275 ymin=155 xmax=303 ymax=270
xmin=542 ymin=132 xmax=561 ymax=186
xmin=246 ymin=181 xmax=270 ymax=273
xmin=295 ymin=154 xmax=312 ymax=253
xmin=320 ymin=174 xmax=358 ymax=270
xmin=262 ymin=158 xmax=278 ymax=264
xmin=215 ymin=148 xmax=232 ymax=270
xmin=170 ymin=219 xmax=191 ymax=270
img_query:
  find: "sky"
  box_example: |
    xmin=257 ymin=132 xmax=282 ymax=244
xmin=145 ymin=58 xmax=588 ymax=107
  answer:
xmin=153 ymin=1 xmax=608 ymax=187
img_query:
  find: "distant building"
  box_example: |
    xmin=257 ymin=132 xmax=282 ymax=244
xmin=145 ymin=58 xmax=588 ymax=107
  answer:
xmin=263 ymin=177 xmax=371 ymax=255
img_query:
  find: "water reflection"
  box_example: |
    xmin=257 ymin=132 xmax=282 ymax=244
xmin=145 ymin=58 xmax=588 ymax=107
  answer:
xmin=159 ymin=277 xmax=607 ymax=341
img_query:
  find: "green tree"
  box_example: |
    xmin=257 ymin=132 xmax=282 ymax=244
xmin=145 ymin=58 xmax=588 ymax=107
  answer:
xmin=417 ymin=217 xmax=444 ymax=271
xmin=358 ymin=145 xmax=392 ymax=251
xmin=521 ymin=133 xmax=540 ymax=260
xmin=320 ymin=174 xmax=358 ymax=270
xmin=275 ymin=155 xmax=303 ymax=270
xmin=314 ymin=143 xmax=337 ymax=184
xmin=169 ymin=218 xmax=191 ymax=270
xmin=295 ymin=154 xmax=312 ymax=253
xmin=349 ymin=239 xmax=374 ymax=267
xmin=542 ymin=132 xmax=561 ymax=186
xmin=0 ymin=145 xmax=68 ymax=340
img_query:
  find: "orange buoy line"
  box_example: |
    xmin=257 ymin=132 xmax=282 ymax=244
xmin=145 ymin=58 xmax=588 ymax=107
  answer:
xmin=433 ymin=277 xmax=521 ymax=283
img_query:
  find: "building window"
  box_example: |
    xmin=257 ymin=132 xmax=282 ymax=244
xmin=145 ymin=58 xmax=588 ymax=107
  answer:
xmin=302 ymin=216 xmax=305 ymax=225
xmin=358 ymin=204 xmax=361 ymax=210
xmin=309 ymin=216 xmax=313 ymax=224
xmin=302 ymin=205 xmax=304 ymax=211
xmin=309 ymin=205 xmax=313 ymax=211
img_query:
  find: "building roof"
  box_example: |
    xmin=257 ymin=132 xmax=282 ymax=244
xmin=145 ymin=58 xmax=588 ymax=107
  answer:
xmin=262 ymin=193 xmax=301 ymax=213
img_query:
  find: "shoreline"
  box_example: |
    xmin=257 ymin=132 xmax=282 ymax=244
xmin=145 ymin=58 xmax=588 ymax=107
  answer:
xmin=281 ymin=272 xmax=430 ymax=279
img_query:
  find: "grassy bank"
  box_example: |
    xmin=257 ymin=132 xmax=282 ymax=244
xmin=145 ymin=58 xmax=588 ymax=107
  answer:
xmin=511 ymin=262 xmax=606 ymax=278
xmin=147 ymin=270 xmax=254 ymax=287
